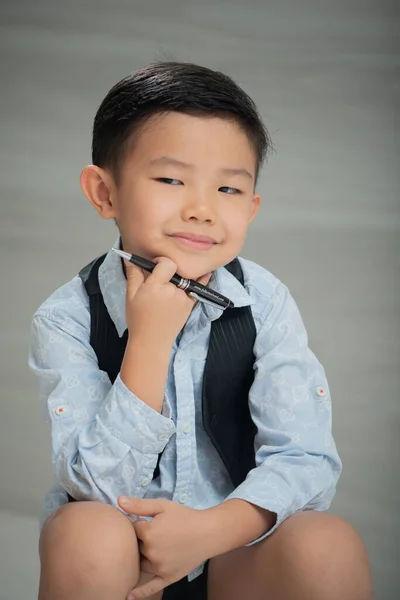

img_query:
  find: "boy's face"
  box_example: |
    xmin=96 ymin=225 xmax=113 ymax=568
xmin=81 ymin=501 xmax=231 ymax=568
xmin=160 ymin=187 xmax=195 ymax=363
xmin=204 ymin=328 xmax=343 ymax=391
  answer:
xmin=84 ymin=113 xmax=260 ymax=279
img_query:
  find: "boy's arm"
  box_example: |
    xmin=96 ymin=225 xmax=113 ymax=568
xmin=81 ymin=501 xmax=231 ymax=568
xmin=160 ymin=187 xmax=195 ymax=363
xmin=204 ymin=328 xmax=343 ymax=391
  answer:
xmin=120 ymin=256 xmax=211 ymax=410
xmin=29 ymin=307 xmax=175 ymax=509
xmin=220 ymin=281 xmax=342 ymax=545
xmin=30 ymin=257 xmax=208 ymax=514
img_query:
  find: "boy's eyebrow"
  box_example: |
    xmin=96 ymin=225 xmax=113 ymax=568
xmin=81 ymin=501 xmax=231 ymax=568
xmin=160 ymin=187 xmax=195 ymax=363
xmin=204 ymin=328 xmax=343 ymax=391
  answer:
xmin=148 ymin=156 xmax=253 ymax=180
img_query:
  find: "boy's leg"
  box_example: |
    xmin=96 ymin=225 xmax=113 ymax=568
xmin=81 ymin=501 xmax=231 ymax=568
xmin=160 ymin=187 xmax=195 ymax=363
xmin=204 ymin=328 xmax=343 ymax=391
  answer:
xmin=207 ymin=511 xmax=373 ymax=600
xmin=38 ymin=501 xmax=142 ymax=600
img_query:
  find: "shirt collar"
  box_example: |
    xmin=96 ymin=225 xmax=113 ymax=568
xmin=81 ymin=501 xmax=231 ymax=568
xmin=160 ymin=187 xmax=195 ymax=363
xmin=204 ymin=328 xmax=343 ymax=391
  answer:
xmin=98 ymin=239 xmax=128 ymax=338
xmin=201 ymin=260 xmax=252 ymax=321
xmin=98 ymin=238 xmax=253 ymax=338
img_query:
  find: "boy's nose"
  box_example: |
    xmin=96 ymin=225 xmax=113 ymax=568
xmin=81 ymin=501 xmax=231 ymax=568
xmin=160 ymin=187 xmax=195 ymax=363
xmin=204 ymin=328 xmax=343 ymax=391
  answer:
xmin=181 ymin=195 xmax=217 ymax=223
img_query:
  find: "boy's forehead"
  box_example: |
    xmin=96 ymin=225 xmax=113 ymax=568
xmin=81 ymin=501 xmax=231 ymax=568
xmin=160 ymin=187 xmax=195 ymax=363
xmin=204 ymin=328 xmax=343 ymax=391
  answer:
xmin=140 ymin=111 xmax=246 ymax=138
xmin=127 ymin=112 xmax=257 ymax=172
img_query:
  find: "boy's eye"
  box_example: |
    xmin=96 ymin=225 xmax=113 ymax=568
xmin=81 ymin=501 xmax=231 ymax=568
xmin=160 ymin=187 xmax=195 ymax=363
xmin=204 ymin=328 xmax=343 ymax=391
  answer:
xmin=156 ymin=178 xmax=182 ymax=185
xmin=219 ymin=186 xmax=242 ymax=195
xmin=155 ymin=179 xmax=242 ymax=195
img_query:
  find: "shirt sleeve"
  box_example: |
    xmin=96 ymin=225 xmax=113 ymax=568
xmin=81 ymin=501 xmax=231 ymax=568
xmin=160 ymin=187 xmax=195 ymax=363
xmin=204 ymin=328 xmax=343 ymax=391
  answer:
xmin=225 ymin=282 xmax=342 ymax=544
xmin=29 ymin=309 xmax=176 ymax=507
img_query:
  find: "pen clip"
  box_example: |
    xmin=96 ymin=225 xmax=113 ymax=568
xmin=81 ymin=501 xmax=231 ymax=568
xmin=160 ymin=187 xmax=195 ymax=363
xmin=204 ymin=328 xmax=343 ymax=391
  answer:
xmin=189 ymin=291 xmax=226 ymax=310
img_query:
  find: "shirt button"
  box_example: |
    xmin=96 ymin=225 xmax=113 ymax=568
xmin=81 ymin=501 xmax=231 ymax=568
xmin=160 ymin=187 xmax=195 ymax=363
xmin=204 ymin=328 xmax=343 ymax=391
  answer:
xmin=179 ymin=493 xmax=188 ymax=504
xmin=316 ymin=387 xmax=327 ymax=398
xmin=158 ymin=433 xmax=169 ymax=441
xmin=141 ymin=477 xmax=150 ymax=487
xmin=182 ymin=423 xmax=191 ymax=434
xmin=54 ymin=406 xmax=67 ymax=416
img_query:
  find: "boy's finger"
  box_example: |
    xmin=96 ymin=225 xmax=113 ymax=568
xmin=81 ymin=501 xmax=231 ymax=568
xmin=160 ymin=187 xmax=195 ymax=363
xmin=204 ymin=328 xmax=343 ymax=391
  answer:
xmin=127 ymin=569 xmax=155 ymax=600
xmin=118 ymin=496 xmax=168 ymax=516
xmin=124 ymin=259 xmax=145 ymax=281
xmin=132 ymin=518 xmax=151 ymax=541
xmin=139 ymin=559 xmax=156 ymax=576
xmin=128 ymin=576 xmax=166 ymax=600
xmin=124 ymin=260 xmax=145 ymax=298
xmin=147 ymin=257 xmax=178 ymax=286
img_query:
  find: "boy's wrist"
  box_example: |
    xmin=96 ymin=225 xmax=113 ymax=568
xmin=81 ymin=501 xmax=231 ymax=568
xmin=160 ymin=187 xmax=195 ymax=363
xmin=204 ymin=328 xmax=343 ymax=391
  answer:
xmin=120 ymin=336 xmax=173 ymax=413
xmin=201 ymin=499 xmax=276 ymax=558
xmin=126 ymin=332 xmax=174 ymax=356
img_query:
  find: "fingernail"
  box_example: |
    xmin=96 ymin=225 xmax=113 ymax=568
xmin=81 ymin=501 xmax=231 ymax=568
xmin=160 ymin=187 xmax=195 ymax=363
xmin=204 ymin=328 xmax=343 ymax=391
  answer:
xmin=119 ymin=496 xmax=130 ymax=506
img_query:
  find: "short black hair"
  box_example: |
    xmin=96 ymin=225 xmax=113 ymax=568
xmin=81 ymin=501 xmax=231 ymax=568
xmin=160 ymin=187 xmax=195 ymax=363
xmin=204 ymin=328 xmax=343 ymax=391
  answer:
xmin=92 ymin=61 xmax=272 ymax=185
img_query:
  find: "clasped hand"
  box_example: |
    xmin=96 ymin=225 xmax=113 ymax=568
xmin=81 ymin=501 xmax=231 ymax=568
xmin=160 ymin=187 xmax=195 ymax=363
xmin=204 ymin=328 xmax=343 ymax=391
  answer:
xmin=118 ymin=496 xmax=212 ymax=599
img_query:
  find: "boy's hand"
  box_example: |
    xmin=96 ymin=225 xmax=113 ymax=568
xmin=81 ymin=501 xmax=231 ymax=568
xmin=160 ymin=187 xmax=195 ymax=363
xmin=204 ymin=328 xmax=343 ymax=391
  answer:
xmin=124 ymin=257 xmax=211 ymax=347
xmin=118 ymin=496 xmax=212 ymax=599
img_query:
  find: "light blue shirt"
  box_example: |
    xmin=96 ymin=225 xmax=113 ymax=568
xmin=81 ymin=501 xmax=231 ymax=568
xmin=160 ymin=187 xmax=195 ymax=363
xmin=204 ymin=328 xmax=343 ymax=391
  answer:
xmin=29 ymin=244 xmax=342 ymax=581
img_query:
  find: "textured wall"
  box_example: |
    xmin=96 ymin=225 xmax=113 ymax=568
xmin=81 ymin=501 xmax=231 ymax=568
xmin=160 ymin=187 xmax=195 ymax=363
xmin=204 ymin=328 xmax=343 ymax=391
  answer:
xmin=1 ymin=1 xmax=399 ymax=597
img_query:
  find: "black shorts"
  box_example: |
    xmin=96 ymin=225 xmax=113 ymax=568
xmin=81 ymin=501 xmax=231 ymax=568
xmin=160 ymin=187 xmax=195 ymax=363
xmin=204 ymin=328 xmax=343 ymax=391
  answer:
xmin=162 ymin=561 xmax=208 ymax=600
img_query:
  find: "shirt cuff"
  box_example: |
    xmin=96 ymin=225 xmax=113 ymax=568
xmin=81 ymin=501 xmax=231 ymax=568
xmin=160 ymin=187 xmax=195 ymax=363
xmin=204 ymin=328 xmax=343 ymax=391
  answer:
xmin=225 ymin=480 xmax=302 ymax=546
xmin=97 ymin=374 xmax=176 ymax=453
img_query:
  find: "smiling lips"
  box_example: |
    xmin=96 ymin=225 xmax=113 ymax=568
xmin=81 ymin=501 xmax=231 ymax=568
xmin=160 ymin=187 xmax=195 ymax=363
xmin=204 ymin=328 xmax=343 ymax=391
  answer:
xmin=170 ymin=232 xmax=218 ymax=250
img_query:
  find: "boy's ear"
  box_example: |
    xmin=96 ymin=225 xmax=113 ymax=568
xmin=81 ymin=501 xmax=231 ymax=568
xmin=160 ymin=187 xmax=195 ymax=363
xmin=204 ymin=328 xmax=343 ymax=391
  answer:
xmin=249 ymin=193 xmax=261 ymax=223
xmin=80 ymin=165 xmax=117 ymax=219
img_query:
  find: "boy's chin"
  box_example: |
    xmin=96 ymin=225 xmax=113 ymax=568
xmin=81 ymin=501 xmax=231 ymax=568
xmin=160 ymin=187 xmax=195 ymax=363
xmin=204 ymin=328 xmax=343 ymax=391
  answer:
xmin=173 ymin=263 xmax=212 ymax=281
xmin=155 ymin=251 xmax=216 ymax=281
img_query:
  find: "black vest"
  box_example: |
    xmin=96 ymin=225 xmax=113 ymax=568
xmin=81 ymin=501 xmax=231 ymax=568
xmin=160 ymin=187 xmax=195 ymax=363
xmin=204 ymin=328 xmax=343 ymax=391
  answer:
xmin=77 ymin=254 xmax=257 ymax=490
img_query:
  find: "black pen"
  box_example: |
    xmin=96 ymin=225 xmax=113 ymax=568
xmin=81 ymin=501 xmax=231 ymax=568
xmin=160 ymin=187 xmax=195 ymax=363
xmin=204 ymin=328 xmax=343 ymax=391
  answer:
xmin=112 ymin=248 xmax=234 ymax=310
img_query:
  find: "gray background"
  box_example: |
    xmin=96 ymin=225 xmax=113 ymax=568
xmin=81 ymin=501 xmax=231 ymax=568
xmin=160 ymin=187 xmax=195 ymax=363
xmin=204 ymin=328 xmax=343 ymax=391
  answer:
xmin=1 ymin=0 xmax=399 ymax=598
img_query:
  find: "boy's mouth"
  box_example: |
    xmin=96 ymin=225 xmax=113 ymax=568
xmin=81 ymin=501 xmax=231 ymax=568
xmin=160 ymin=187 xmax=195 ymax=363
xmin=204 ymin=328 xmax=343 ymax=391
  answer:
xmin=169 ymin=232 xmax=219 ymax=250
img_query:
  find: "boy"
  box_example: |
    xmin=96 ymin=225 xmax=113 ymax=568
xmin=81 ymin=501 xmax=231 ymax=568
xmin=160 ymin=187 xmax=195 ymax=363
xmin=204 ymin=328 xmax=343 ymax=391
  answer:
xmin=29 ymin=62 xmax=373 ymax=600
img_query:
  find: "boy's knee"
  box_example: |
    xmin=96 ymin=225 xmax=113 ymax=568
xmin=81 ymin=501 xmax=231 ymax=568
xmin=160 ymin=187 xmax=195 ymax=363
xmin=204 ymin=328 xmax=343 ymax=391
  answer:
xmin=39 ymin=501 xmax=140 ymax=593
xmin=281 ymin=512 xmax=368 ymax=561
xmin=277 ymin=512 xmax=372 ymax=594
